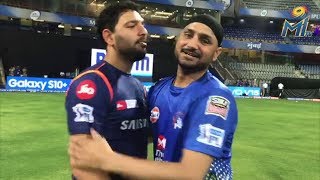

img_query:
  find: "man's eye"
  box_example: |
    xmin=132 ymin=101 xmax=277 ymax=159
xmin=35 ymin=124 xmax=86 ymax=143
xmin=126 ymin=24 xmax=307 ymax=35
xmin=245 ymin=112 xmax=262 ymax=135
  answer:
xmin=202 ymin=39 xmax=211 ymax=44
xmin=184 ymin=32 xmax=192 ymax=38
xmin=127 ymin=24 xmax=135 ymax=28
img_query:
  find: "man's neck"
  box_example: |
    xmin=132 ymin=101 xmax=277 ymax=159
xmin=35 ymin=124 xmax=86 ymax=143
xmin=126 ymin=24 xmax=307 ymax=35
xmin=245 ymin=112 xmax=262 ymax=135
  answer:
xmin=104 ymin=49 xmax=133 ymax=74
xmin=174 ymin=66 xmax=207 ymax=88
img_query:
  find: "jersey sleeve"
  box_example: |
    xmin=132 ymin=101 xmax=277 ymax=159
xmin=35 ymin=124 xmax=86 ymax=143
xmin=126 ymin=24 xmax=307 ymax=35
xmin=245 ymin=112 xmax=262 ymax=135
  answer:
xmin=65 ymin=72 xmax=111 ymax=135
xmin=183 ymin=88 xmax=238 ymax=159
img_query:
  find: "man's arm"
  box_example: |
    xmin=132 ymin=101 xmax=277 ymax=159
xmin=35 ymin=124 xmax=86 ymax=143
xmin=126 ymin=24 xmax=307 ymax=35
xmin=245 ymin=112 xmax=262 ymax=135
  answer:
xmin=66 ymin=72 xmax=112 ymax=180
xmin=69 ymin=129 xmax=213 ymax=180
xmin=109 ymin=149 xmax=213 ymax=180
xmin=70 ymin=135 xmax=110 ymax=180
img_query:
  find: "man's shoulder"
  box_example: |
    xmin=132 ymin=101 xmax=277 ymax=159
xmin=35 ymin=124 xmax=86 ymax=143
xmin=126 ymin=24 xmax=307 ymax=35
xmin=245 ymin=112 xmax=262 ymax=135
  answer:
xmin=204 ymin=76 xmax=232 ymax=96
xmin=153 ymin=77 xmax=173 ymax=87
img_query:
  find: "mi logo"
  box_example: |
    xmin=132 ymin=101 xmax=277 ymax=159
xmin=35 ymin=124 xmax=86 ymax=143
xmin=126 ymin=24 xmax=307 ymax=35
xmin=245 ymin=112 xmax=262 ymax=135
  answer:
xmin=281 ymin=6 xmax=319 ymax=37
xmin=281 ymin=16 xmax=313 ymax=37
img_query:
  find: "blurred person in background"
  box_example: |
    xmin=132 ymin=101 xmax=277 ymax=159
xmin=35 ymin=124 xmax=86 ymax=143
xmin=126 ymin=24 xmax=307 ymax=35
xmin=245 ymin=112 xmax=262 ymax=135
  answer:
xmin=65 ymin=1 xmax=149 ymax=180
xmin=8 ymin=66 xmax=15 ymax=76
xmin=22 ymin=67 xmax=28 ymax=77
xmin=262 ymin=81 xmax=268 ymax=97
xmin=278 ymin=82 xmax=284 ymax=98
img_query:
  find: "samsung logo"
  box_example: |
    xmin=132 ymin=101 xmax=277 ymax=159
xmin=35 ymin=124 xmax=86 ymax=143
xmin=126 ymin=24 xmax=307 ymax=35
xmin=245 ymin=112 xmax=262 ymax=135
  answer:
xmin=6 ymin=77 xmax=70 ymax=91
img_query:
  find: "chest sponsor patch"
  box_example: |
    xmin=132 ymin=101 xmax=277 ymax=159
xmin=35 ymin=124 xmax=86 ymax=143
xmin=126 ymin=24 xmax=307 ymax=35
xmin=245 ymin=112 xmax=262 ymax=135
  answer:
xmin=150 ymin=107 xmax=160 ymax=123
xmin=120 ymin=119 xmax=148 ymax=130
xmin=116 ymin=99 xmax=138 ymax=111
xmin=205 ymin=96 xmax=230 ymax=120
xmin=197 ymin=124 xmax=225 ymax=148
xmin=76 ymin=80 xmax=96 ymax=100
xmin=157 ymin=135 xmax=166 ymax=150
xmin=72 ymin=103 xmax=94 ymax=123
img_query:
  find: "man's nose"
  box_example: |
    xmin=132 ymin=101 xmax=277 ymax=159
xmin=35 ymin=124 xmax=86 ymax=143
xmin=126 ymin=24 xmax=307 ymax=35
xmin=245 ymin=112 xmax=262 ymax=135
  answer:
xmin=186 ymin=36 xmax=199 ymax=49
xmin=138 ymin=23 xmax=148 ymax=36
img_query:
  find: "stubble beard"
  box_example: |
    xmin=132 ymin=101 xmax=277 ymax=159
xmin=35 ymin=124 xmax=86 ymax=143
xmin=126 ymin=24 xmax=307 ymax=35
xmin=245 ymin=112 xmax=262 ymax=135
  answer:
xmin=174 ymin=49 xmax=208 ymax=75
xmin=116 ymin=35 xmax=146 ymax=62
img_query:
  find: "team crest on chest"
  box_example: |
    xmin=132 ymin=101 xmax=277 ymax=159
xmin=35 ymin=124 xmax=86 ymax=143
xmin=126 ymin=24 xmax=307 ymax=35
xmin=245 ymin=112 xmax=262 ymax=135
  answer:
xmin=173 ymin=112 xmax=184 ymax=129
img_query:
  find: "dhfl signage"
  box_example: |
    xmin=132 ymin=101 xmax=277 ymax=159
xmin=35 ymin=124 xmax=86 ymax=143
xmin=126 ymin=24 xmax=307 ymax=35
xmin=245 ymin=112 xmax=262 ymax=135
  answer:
xmin=91 ymin=48 xmax=153 ymax=77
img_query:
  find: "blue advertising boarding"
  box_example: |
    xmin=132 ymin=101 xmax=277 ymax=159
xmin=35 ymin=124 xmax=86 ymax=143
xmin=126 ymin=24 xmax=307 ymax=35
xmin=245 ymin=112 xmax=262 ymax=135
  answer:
xmin=5 ymin=76 xmax=72 ymax=92
xmin=4 ymin=76 xmax=261 ymax=97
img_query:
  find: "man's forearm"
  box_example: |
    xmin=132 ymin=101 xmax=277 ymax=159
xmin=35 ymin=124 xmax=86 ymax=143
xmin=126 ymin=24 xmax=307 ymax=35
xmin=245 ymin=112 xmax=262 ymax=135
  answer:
xmin=103 ymin=152 xmax=202 ymax=180
xmin=72 ymin=167 xmax=110 ymax=180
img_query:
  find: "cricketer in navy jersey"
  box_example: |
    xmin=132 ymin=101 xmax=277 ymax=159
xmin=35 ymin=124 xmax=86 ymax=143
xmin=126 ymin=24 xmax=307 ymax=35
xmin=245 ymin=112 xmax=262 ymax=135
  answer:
xmin=148 ymin=71 xmax=238 ymax=180
xmin=66 ymin=61 xmax=148 ymax=157
xmin=66 ymin=61 xmax=149 ymax=179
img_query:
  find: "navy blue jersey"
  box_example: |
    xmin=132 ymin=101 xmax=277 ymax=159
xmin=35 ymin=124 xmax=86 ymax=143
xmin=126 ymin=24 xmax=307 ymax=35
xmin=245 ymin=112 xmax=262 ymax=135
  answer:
xmin=66 ymin=61 xmax=148 ymax=159
xmin=148 ymin=71 xmax=238 ymax=180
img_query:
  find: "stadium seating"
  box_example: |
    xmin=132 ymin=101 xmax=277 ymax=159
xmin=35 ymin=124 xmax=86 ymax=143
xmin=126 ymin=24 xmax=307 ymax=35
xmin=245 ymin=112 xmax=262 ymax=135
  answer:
xmin=224 ymin=26 xmax=286 ymax=44
xmin=298 ymin=64 xmax=320 ymax=79
xmin=228 ymin=62 xmax=302 ymax=80
xmin=224 ymin=26 xmax=320 ymax=45
xmin=242 ymin=0 xmax=319 ymax=12
xmin=288 ymin=36 xmax=320 ymax=46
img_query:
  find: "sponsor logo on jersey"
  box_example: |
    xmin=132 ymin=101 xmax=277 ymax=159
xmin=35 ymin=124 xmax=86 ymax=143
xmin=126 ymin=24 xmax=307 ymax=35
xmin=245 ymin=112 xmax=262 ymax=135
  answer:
xmin=116 ymin=99 xmax=138 ymax=111
xmin=157 ymin=135 xmax=166 ymax=150
xmin=155 ymin=149 xmax=165 ymax=161
xmin=205 ymin=96 xmax=230 ymax=120
xmin=76 ymin=80 xmax=96 ymax=100
xmin=120 ymin=118 xmax=148 ymax=130
xmin=72 ymin=103 xmax=94 ymax=123
xmin=197 ymin=124 xmax=225 ymax=148
xmin=150 ymin=107 xmax=160 ymax=123
xmin=173 ymin=112 xmax=184 ymax=129
xmin=155 ymin=135 xmax=166 ymax=161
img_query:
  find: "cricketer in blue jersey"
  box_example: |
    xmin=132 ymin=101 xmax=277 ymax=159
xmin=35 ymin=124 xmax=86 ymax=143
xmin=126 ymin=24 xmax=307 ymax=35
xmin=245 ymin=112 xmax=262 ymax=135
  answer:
xmin=66 ymin=1 xmax=149 ymax=179
xmin=69 ymin=14 xmax=238 ymax=180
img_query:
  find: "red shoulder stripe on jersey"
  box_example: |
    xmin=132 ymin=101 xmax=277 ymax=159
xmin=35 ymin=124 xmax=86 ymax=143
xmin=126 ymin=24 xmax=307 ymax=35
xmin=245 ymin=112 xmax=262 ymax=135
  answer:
xmin=93 ymin=70 xmax=114 ymax=102
xmin=65 ymin=70 xmax=114 ymax=102
xmin=96 ymin=61 xmax=106 ymax=69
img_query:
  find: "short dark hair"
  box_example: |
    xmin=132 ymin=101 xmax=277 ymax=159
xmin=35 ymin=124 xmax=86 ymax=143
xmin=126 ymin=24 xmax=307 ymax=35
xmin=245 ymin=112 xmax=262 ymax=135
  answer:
xmin=96 ymin=1 xmax=140 ymax=36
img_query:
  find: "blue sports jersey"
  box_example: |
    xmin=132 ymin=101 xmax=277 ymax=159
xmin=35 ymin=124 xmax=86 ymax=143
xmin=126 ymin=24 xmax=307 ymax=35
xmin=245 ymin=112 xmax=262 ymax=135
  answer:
xmin=148 ymin=71 xmax=238 ymax=180
xmin=66 ymin=61 xmax=148 ymax=159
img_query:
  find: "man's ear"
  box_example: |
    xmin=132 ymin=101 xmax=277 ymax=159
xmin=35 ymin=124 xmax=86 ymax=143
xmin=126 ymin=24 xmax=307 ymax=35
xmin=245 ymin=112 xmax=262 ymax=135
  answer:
xmin=102 ymin=29 xmax=114 ymax=46
xmin=212 ymin=47 xmax=223 ymax=63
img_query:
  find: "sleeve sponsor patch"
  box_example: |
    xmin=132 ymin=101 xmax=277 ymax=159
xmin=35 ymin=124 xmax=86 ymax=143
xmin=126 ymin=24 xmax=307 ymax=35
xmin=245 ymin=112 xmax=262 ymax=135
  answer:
xmin=76 ymin=80 xmax=97 ymax=100
xmin=197 ymin=124 xmax=225 ymax=148
xmin=72 ymin=103 xmax=94 ymax=123
xmin=205 ymin=96 xmax=230 ymax=120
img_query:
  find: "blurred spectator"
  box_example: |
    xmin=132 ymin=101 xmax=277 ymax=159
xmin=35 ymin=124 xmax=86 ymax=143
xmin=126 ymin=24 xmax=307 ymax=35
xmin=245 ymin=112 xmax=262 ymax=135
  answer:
xmin=9 ymin=66 xmax=15 ymax=76
xmin=244 ymin=79 xmax=249 ymax=86
xmin=60 ymin=71 xmax=65 ymax=78
xmin=262 ymin=81 xmax=268 ymax=97
xmin=253 ymin=79 xmax=258 ymax=87
xmin=14 ymin=66 xmax=21 ymax=76
xmin=22 ymin=67 xmax=28 ymax=76
xmin=278 ymin=82 xmax=284 ymax=98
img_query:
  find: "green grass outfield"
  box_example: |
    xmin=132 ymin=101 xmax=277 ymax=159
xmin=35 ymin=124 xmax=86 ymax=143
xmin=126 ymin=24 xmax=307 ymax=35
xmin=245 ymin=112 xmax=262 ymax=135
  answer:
xmin=0 ymin=92 xmax=319 ymax=180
